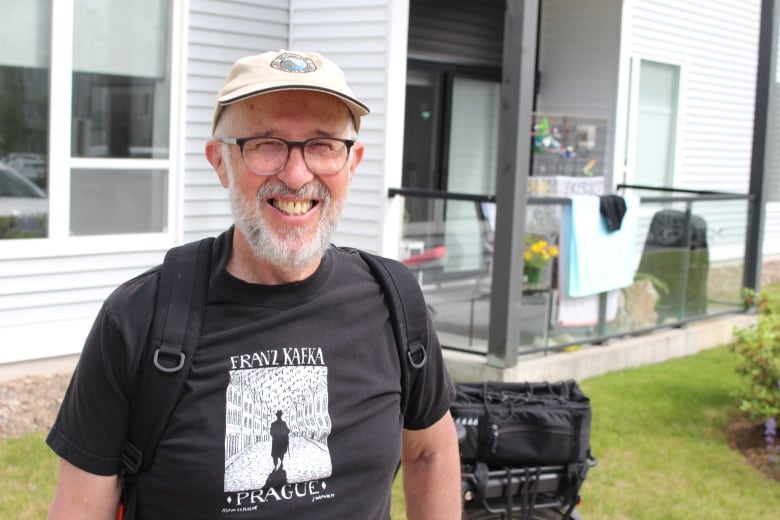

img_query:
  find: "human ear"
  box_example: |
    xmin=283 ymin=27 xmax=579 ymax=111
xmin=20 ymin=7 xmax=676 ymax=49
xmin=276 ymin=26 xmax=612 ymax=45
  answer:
xmin=348 ymin=141 xmax=365 ymax=178
xmin=205 ymin=139 xmax=230 ymax=188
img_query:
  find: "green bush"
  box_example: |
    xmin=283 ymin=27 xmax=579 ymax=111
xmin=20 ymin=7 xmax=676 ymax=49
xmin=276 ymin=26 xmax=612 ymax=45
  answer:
xmin=728 ymin=288 xmax=780 ymax=420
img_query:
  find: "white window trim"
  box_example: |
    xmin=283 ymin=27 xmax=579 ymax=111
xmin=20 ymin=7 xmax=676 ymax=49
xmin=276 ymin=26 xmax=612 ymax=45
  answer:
xmin=622 ymin=54 xmax=688 ymax=190
xmin=2 ymin=0 xmax=186 ymax=260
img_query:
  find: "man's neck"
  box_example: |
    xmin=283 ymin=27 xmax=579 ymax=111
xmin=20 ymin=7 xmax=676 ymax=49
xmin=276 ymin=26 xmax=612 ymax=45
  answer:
xmin=226 ymin=228 xmax=320 ymax=284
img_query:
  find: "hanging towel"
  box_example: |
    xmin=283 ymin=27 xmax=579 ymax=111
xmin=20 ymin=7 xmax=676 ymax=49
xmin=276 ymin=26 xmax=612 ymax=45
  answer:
xmin=560 ymin=193 xmax=640 ymax=298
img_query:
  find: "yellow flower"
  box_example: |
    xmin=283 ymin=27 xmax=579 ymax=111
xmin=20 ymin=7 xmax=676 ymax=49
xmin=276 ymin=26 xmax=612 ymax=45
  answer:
xmin=523 ymin=234 xmax=559 ymax=270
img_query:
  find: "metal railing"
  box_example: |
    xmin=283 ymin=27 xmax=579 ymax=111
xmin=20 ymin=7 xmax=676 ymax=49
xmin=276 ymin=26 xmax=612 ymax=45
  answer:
xmin=390 ymin=185 xmax=755 ymax=358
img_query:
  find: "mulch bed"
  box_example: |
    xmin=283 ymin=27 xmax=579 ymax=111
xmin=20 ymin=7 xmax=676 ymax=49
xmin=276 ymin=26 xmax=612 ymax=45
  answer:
xmin=726 ymin=414 xmax=780 ymax=482
xmin=0 ymin=373 xmax=71 ymax=441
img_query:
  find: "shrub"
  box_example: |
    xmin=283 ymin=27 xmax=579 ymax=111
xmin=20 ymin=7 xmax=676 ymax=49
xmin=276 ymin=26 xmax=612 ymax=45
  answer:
xmin=728 ymin=289 xmax=780 ymax=421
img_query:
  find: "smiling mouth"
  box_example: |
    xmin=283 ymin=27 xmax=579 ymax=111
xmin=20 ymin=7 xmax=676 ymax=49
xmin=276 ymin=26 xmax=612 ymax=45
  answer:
xmin=271 ymin=199 xmax=318 ymax=216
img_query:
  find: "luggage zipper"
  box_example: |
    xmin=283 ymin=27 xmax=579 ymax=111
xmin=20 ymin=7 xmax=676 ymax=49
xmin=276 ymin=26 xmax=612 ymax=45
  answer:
xmin=490 ymin=424 xmax=571 ymax=453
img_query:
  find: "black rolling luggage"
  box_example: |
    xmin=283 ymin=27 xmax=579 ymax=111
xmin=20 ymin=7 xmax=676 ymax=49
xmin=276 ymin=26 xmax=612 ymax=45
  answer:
xmin=452 ymin=380 xmax=594 ymax=519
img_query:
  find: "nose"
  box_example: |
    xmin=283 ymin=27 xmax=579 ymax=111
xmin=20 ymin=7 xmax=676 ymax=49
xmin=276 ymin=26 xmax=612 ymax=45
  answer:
xmin=276 ymin=144 xmax=314 ymax=189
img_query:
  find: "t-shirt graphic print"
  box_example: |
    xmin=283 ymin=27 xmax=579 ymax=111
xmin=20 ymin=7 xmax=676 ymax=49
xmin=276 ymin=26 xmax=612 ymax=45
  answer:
xmin=223 ymin=347 xmax=332 ymax=511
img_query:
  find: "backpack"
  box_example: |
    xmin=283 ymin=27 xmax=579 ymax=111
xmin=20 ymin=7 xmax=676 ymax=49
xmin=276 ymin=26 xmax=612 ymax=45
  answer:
xmin=117 ymin=238 xmax=429 ymax=519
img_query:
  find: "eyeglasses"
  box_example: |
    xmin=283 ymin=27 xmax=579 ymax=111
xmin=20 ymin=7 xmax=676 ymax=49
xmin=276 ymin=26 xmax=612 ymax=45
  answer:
xmin=218 ymin=136 xmax=355 ymax=176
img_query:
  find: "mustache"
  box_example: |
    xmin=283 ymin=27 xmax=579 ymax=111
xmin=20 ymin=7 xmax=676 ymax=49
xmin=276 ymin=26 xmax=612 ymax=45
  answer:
xmin=257 ymin=178 xmax=330 ymax=201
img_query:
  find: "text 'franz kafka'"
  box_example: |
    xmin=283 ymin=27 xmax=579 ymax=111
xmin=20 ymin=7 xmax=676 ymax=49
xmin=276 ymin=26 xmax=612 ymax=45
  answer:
xmin=229 ymin=347 xmax=325 ymax=370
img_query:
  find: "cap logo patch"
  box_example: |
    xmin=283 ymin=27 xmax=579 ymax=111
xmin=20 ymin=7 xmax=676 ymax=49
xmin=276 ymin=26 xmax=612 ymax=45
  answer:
xmin=271 ymin=53 xmax=317 ymax=73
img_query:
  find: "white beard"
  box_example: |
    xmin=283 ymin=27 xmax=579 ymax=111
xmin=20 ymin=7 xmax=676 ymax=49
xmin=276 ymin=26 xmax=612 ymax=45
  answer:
xmin=228 ymin=171 xmax=345 ymax=272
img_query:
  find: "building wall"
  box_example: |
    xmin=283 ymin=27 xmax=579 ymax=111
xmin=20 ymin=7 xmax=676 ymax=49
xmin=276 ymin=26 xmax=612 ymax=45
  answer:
xmin=0 ymin=0 xmax=405 ymax=365
xmin=3 ymin=0 xmax=777 ymax=367
xmin=182 ymin=0 xmax=290 ymax=243
xmin=0 ymin=0 xmax=192 ymax=365
xmin=628 ymin=0 xmax=780 ymax=259
xmin=0 ymin=0 xmax=293 ymax=365
xmin=535 ymin=0 xmax=623 ymax=184
xmin=630 ymin=0 xmax=760 ymax=193
xmin=290 ymin=0 xmax=409 ymax=255
xmin=0 ymin=250 xmax=167 ymax=364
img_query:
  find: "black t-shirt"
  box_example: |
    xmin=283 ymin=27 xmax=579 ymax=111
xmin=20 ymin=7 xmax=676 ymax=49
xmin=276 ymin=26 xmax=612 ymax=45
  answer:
xmin=47 ymin=230 xmax=454 ymax=519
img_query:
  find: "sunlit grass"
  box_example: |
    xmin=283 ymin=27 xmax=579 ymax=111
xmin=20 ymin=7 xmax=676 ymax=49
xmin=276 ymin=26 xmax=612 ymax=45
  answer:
xmin=576 ymin=346 xmax=779 ymax=519
xmin=0 ymin=432 xmax=58 ymax=519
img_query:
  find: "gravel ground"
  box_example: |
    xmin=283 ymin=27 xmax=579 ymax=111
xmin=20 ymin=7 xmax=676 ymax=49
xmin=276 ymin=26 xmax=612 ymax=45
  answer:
xmin=0 ymin=373 xmax=71 ymax=441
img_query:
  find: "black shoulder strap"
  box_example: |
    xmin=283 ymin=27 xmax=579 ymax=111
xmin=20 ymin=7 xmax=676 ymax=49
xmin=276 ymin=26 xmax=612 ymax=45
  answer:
xmin=357 ymin=250 xmax=428 ymax=416
xmin=119 ymin=237 xmax=214 ymax=520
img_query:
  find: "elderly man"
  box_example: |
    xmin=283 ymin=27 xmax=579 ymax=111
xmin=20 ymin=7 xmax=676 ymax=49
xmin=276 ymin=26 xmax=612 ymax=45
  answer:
xmin=46 ymin=50 xmax=461 ymax=519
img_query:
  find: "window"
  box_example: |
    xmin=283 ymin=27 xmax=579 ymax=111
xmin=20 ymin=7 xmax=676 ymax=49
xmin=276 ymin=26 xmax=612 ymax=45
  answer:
xmin=70 ymin=0 xmax=172 ymax=236
xmin=0 ymin=0 xmax=174 ymax=242
xmin=627 ymin=59 xmax=681 ymax=187
xmin=0 ymin=1 xmax=51 ymax=239
xmin=402 ymin=63 xmax=500 ymax=222
xmin=401 ymin=62 xmax=500 ymax=271
xmin=445 ymin=77 xmax=500 ymax=270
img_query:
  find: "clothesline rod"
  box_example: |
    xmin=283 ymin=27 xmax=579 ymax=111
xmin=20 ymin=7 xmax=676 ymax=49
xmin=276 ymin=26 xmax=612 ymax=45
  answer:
xmin=387 ymin=188 xmax=496 ymax=203
xmin=617 ymin=183 xmax=753 ymax=197
xmin=387 ymin=188 xmax=573 ymax=206
xmin=636 ymin=194 xmax=751 ymax=204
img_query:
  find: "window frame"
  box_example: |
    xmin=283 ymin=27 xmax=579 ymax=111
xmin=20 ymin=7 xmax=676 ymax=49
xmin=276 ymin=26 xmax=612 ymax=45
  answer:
xmin=1 ymin=0 xmax=183 ymax=259
xmin=623 ymin=55 xmax=686 ymax=189
xmin=404 ymin=59 xmax=501 ymax=195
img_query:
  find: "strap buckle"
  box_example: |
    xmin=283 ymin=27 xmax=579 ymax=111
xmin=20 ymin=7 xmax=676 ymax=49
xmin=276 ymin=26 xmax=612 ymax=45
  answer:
xmin=153 ymin=344 xmax=186 ymax=373
xmin=407 ymin=340 xmax=427 ymax=369
xmin=119 ymin=442 xmax=143 ymax=476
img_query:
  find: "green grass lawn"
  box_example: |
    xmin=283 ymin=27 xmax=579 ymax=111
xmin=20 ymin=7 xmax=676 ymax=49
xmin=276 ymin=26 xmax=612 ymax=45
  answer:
xmin=576 ymin=346 xmax=779 ymax=519
xmin=0 ymin=432 xmax=59 ymax=519
xmin=3 ymin=346 xmax=777 ymax=519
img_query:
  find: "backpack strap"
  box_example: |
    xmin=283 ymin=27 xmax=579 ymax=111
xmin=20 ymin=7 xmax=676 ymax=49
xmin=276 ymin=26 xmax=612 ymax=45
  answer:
xmin=357 ymin=250 xmax=428 ymax=416
xmin=119 ymin=237 xmax=214 ymax=520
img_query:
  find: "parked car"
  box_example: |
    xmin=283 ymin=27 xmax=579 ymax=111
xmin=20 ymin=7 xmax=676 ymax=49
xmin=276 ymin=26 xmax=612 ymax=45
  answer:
xmin=0 ymin=163 xmax=48 ymax=238
xmin=3 ymin=152 xmax=47 ymax=188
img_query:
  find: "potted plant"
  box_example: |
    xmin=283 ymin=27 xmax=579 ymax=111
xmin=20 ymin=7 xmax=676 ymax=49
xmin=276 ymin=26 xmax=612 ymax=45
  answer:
xmin=523 ymin=234 xmax=558 ymax=285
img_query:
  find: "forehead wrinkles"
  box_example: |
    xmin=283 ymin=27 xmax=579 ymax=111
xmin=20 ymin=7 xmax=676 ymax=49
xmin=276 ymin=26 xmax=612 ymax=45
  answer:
xmin=227 ymin=92 xmax=353 ymax=135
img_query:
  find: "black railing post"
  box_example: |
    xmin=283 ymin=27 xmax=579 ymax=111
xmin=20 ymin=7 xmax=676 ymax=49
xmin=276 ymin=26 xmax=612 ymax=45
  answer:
xmin=486 ymin=0 xmax=539 ymax=368
xmin=745 ymin=0 xmax=778 ymax=290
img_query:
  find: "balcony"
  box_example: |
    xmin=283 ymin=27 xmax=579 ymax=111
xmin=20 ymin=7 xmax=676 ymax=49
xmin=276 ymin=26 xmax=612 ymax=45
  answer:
xmin=391 ymin=184 xmax=755 ymax=374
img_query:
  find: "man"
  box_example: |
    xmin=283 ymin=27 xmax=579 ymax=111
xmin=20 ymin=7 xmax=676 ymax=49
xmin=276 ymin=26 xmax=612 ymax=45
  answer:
xmin=269 ymin=410 xmax=290 ymax=471
xmin=46 ymin=50 xmax=461 ymax=519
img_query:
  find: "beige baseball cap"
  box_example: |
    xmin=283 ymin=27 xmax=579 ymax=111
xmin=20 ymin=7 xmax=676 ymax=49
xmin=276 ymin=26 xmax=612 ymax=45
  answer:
xmin=212 ymin=50 xmax=370 ymax=135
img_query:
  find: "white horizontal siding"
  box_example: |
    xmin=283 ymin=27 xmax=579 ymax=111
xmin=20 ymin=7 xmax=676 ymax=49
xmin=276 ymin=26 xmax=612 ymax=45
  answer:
xmin=624 ymin=0 xmax=766 ymax=265
xmin=290 ymin=0 xmax=404 ymax=254
xmin=183 ymin=0 xmax=290 ymax=243
xmin=631 ymin=0 xmax=762 ymax=194
xmin=0 ymin=250 xmax=164 ymax=362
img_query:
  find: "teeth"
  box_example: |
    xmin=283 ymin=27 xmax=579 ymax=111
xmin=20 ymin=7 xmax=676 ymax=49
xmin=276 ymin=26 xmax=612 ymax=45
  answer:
xmin=273 ymin=199 xmax=314 ymax=216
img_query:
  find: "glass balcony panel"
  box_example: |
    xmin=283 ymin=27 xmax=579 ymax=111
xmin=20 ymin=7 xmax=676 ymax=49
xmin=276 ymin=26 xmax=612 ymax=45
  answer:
xmin=398 ymin=188 xmax=751 ymax=357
